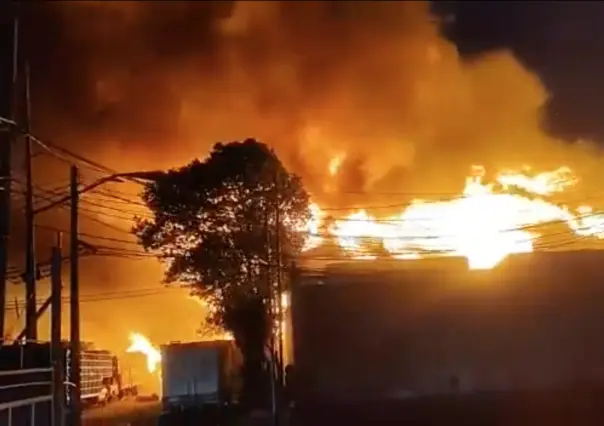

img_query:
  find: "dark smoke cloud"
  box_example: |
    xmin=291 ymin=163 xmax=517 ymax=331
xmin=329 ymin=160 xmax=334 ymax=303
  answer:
xmin=20 ymin=1 xmax=603 ymax=197
xmin=6 ymin=1 xmax=603 ymax=350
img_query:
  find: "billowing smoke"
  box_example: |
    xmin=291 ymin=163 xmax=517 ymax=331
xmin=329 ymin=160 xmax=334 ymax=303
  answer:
xmin=22 ymin=1 xmax=602 ymax=199
xmin=6 ymin=1 xmax=602 ymax=354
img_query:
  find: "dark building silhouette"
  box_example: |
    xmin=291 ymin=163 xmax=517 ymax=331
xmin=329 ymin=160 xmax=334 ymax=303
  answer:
xmin=290 ymin=251 xmax=604 ymax=402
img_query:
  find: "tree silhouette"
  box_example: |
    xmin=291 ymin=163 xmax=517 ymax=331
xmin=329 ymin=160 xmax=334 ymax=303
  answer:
xmin=133 ymin=139 xmax=310 ymax=406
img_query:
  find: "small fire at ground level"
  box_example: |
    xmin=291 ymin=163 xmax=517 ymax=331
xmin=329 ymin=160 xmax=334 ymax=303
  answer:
xmin=127 ymin=333 xmax=162 ymax=374
xmin=125 ymin=330 xmax=240 ymax=375
xmin=124 ymin=293 xmax=291 ymax=383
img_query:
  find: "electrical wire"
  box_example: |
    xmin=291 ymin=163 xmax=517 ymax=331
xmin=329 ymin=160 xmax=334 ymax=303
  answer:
xmin=28 ymin=180 xmax=150 ymax=223
xmin=54 ymin=187 xmax=604 ymax=234
xmin=14 ymin=135 xmax=604 ymax=228
xmin=12 ymin=185 xmax=134 ymax=235
xmin=0 ymin=116 xmax=152 ymax=194
xmin=15 ymin=180 xmax=604 ymax=258
xmin=6 ymin=118 xmax=604 ymax=326
xmin=57 ymin=176 xmax=604 ymax=231
xmin=5 ymin=116 xmax=604 ymax=271
xmin=5 ymin=286 xmax=184 ymax=312
xmin=33 ymin=224 xmax=140 ymax=247
xmin=4 ymin=237 xmax=595 ymax=312
xmin=5 ymin=114 xmax=604 ymax=207
xmin=88 ymin=189 xmax=147 ymax=207
xmin=30 ymin=189 xmax=604 ymax=256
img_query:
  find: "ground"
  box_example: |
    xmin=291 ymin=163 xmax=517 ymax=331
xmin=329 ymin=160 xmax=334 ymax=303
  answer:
xmin=80 ymin=401 xmax=278 ymax=426
xmin=77 ymin=391 xmax=604 ymax=426
xmin=82 ymin=400 xmax=160 ymax=426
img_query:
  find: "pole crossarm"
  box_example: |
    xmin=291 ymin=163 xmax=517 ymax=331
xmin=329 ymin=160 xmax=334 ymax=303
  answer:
xmin=13 ymin=249 xmax=95 ymax=342
xmin=12 ymin=169 xmax=161 ymax=343
xmin=32 ymin=170 xmax=163 ymax=216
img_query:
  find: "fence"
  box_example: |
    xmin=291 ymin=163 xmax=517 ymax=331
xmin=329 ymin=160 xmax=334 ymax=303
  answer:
xmin=0 ymin=341 xmax=55 ymax=426
xmin=0 ymin=368 xmax=53 ymax=426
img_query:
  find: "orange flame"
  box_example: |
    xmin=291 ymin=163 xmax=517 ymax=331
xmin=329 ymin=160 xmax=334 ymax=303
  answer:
xmin=303 ymin=163 xmax=604 ymax=269
xmin=328 ymin=153 xmax=345 ymax=176
xmin=127 ymin=332 xmax=162 ymax=373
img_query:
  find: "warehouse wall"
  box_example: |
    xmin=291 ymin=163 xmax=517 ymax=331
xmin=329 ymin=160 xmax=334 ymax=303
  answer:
xmin=290 ymin=251 xmax=604 ymax=402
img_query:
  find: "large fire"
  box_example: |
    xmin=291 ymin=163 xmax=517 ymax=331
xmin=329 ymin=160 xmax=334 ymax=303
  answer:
xmin=303 ymin=164 xmax=604 ymax=269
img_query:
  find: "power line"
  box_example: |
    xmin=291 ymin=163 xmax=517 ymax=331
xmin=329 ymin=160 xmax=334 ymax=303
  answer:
xmin=33 ymin=140 xmax=116 ymax=176
xmin=4 ymin=120 xmax=601 ymax=261
xmin=34 ymin=224 xmax=140 ymax=247
xmin=5 ymin=286 xmax=184 ymax=312
xmin=12 ymin=186 xmax=134 ymax=234
xmin=27 ymin=181 xmax=150 ymax=222
xmin=75 ymin=192 xmax=604 ymax=233
xmin=88 ymin=189 xmax=147 ymax=207
xmin=74 ymin=179 xmax=604 ymax=233
xmin=4 ymin=114 xmax=604 ymax=209
xmin=5 ymin=250 xmax=96 ymax=285
xmin=58 ymin=199 xmax=604 ymax=254
xmin=14 ymin=206 xmax=602 ymax=271
xmin=17 ymin=142 xmax=604 ymax=227
xmin=18 ymin=180 xmax=604 ymax=255
xmin=1 ymin=115 xmax=150 ymax=192
xmin=86 ymin=229 xmax=601 ymax=263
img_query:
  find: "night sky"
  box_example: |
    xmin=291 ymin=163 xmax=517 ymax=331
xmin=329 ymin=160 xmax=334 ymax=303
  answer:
xmin=438 ymin=1 xmax=604 ymax=141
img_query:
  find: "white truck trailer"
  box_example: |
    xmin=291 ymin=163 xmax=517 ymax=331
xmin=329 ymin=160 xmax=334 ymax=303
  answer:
xmin=159 ymin=339 xmax=242 ymax=425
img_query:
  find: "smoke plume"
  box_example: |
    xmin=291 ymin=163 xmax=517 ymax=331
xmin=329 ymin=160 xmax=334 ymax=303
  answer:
xmin=21 ymin=1 xmax=602 ymax=199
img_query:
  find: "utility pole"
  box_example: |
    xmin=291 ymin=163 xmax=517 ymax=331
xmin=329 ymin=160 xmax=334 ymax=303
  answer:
xmin=274 ymin=175 xmax=284 ymax=387
xmin=24 ymin=61 xmax=36 ymax=341
xmin=0 ymin=7 xmax=19 ymax=341
xmin=69 ymin=166 xmax=81 ymax=426
xmin=264 ymin=201 xmax=278 ymax=425
xmin=13 ymin=168 xmax=163 ymax=341
xmin=51 ymin=232 xmax=64 ymax=426
xmin=264 ymin=204 xmax=273 ymax=349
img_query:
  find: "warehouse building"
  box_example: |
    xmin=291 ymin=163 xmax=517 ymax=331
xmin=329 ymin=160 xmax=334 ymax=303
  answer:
xmin=289 ymin=250 xmax=604 ymax=403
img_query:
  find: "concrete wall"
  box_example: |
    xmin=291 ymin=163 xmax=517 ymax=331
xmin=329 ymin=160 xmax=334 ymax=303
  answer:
xmin=290 ymin=251 xmax=604 ymax=402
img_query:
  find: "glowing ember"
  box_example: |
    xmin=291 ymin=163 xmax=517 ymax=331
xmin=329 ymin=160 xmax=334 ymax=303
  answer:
xmin=302 ymin=164 xmax=604 ymax=269
xmin=127 ymin=333 xmax=161 ymax=373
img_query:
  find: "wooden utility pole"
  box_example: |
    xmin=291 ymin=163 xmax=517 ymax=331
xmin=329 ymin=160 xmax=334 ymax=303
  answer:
xmin=24 ymin=61 xmax=37 ymax=341
xmin=69 ymin=166 xmax=81 ymax=426
xmin=274 ymin=175 xmax=284 ymax=387
xmin=264 ymin=201 xmax=278 ymax=425
xmin=0 ymin=5 xmax=19 ymax=342
xmin=51 ymin=232 xmax=64 ymax=426
xmin=265 ymin=205 xmax=273 ymax=351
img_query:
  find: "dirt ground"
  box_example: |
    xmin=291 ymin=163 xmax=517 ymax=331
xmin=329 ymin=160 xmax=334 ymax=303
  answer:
xmin=80 ymin=401 xmax=280 ymax=426
xmin=82 ymin=400 xmax=160 ymax=426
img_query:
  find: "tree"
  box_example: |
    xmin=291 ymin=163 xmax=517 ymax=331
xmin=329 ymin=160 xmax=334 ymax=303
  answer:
xmin=133 ymin=138 xmax=310 ymax=406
